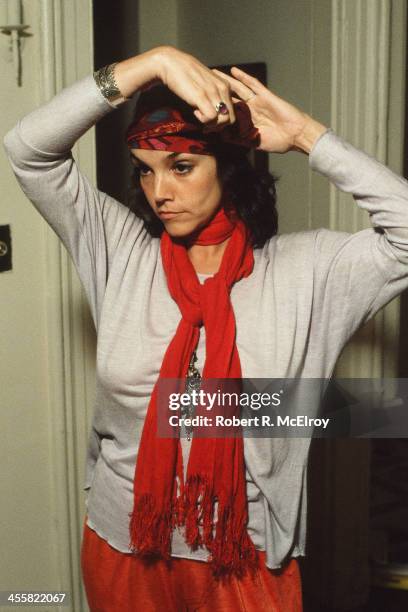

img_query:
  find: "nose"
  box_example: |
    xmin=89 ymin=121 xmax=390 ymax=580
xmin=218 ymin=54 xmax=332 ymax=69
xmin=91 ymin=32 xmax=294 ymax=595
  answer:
xmin=153 ymin=173 xmax=173 ymax=207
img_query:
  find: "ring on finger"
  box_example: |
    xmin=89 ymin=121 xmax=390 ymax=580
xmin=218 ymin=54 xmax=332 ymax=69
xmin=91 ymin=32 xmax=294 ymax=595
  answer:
xmin=215 ymin=101 xmax=229 ymax=115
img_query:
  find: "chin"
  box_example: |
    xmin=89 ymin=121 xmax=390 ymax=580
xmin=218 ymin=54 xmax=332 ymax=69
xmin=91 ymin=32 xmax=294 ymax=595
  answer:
xmin=162 ymin=220 xmax=203 ymax=240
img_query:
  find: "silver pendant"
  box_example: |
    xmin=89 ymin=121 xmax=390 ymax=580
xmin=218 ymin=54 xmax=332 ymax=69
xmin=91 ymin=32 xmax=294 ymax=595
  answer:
xmin=181 ymin=350 xmax=202 ymax=441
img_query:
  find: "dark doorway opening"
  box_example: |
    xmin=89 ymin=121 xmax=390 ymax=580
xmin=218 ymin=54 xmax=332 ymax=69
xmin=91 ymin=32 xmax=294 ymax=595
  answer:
xmin=93 ymin=1 xmax=139 ymax=205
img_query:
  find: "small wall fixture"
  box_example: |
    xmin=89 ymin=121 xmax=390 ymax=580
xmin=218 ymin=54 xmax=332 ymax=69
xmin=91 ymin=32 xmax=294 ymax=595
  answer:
xmin=0 ymin=0 xmax=31 ymax=86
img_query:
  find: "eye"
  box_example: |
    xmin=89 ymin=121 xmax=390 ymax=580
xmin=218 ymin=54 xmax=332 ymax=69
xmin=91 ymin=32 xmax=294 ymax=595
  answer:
xmin=138 ymin=164 xmax=151 ymax=176
xmin=173 ymin=162 xmax=193 ymax=175
xmin=132 ymin=160 xmax=193 ymax=177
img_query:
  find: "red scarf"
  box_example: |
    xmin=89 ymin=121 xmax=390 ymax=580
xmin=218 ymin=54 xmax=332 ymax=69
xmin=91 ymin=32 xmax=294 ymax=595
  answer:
xmin=129 ymin=204 xmax=259 ymax=577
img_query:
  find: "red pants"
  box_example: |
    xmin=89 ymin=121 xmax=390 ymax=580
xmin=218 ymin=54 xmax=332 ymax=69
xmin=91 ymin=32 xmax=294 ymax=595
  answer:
xmin=81 ymin=521 xmax=303 ymax=611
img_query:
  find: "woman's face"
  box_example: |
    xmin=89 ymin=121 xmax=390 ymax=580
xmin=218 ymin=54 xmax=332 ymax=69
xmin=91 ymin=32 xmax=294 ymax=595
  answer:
xmin=130 ymin=149 xmax=223 ymax=238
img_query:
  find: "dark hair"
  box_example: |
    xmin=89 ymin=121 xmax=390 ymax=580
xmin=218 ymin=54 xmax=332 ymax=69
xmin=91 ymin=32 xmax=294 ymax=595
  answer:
xmin=125 ymin=86 xmax=279 ymax=249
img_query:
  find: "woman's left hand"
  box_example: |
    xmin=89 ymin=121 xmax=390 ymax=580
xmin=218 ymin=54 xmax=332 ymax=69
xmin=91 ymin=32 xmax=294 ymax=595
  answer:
xmin=212 ymin=67 xmax=328 ymax=154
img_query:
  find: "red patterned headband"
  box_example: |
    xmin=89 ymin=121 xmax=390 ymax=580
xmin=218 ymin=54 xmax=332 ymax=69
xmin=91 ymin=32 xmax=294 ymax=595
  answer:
xmin=125 ymin=100 xmax=260 ymax=154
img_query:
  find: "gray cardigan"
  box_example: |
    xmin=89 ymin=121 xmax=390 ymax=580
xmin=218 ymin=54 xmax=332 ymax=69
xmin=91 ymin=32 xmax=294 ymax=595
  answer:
xmin=4 ymin=75 xmax=408 ymax=569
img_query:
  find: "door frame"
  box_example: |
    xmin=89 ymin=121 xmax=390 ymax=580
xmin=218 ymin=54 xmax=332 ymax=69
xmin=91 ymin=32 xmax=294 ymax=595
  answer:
xmin=38 ymin=1 xmax=96 ymax=609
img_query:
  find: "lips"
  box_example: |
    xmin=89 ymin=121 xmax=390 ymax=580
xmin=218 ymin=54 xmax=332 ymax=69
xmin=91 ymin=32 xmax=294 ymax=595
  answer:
xmin=158 ymin=211 xmax=182 ymax=219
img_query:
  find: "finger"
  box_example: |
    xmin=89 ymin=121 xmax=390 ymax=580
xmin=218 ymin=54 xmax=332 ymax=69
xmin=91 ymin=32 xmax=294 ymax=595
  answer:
xmin=194 ymin=110 xmax=221 ymax=128
xmin=194 ymin=110 xmax=222 ymax=130
xmin=212 ymin=68 xmax=254 ymax=102
xmin=202 ymin=95 xmax=245 ymax=132
xmin=230 ymin=66 xmax=265 ymax=94
xmin=203 ymin=96 xmax=233 ymax=128
xmin=192 ymin=88 xmax=220 ymax=124
xmin=183 ymin=66 xmax=236 ymax=126
xmin=212 ymin=68 xmax=241 ymax=92
xmin=193 ymin=108 xmax=207 ymax=123
xmin=193 ymin=104 xmax=219 ymax=125
xmin=195 ymin=77 xmax=235 ymax=126
xmin=215 ymin=80 xmax=236 ymax=124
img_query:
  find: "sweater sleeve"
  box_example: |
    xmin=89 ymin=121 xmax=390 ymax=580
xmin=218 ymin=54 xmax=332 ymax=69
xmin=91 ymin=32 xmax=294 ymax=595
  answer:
xmin=2 ymin=75 xmax=147 ymax=331
xmin=308 ymin=129 xmax=408 ymax=335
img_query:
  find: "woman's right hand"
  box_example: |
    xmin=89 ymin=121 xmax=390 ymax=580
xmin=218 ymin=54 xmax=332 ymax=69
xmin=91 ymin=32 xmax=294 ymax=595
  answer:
xmin=114 ymin=46 xmax=236 ymax=128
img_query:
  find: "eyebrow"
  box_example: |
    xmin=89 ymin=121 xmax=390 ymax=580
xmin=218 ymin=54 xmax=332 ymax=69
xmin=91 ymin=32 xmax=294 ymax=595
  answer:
xmin=130 ymin=151 xmax=184 ymax=164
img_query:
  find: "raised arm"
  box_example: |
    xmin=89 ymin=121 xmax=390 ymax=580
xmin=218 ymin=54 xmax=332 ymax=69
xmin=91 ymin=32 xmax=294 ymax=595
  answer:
xmin=214 ymin=65 xmax=408 ymax=339
xmin=2 ymin=47 xmax=238 ymax=329
xmin=308 ymin=129 xmax=408 ymax=333
xmin=3 ymin=72 xmax=139 ymax=331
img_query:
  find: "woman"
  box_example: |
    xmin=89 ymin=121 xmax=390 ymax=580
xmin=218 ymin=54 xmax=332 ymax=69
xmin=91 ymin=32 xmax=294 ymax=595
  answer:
xmin=4 ymin=45 xmax=408 ymax=611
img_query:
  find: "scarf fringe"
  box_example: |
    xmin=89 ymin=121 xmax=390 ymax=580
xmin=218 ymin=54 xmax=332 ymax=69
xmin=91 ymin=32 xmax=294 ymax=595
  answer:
xmin=183 ymin=474 xmax=259 ymax=578
xmin=129 ymin=494 xmax=173 ymax=560
xmin=209 ymin=504 xmax=259 ymax=579
xmin=183 ymin=474 xmax=212 ymax=549
xmin=129 ymin=476 xmax=258 ymax=577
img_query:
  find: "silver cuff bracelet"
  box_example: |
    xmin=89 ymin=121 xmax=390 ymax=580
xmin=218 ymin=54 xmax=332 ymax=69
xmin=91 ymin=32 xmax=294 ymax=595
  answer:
xmin=93 ymin=62 xmax=131 ymax=107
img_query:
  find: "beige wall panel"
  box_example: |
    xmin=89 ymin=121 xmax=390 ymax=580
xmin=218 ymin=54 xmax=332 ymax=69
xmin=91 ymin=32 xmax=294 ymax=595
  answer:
xmin=139 ymin=0 xmax=178 ymax=51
